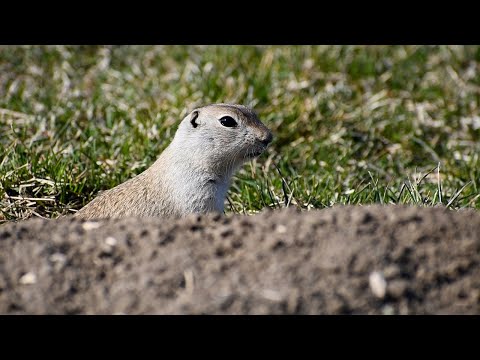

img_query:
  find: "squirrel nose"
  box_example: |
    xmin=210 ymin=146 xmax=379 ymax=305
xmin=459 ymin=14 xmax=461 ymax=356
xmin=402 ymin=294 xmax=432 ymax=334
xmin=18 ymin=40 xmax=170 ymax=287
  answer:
xmin=260 ymin=131 xmax=273 ymax=146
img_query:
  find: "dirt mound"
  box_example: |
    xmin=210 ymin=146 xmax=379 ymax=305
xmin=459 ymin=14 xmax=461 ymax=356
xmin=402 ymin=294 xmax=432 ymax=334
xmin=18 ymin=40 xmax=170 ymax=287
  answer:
xmin=0 ymin=205 xmax=479 ymax=314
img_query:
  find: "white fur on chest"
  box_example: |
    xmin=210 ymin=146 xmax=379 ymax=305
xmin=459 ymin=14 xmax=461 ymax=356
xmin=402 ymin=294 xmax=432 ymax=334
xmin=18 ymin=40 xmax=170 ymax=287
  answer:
xmin=160 ymin=161 xmax=231 ymax=214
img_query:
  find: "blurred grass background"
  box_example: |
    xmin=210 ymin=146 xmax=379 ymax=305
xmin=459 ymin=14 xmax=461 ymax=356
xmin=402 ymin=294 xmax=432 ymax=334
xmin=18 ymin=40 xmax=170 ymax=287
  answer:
xmin=1 ymin=45 xmax=479 ymax=222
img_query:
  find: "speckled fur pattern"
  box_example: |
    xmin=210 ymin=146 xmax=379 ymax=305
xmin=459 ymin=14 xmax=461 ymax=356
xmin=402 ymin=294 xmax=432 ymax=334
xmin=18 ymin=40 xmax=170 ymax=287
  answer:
xmin=74 ymin=104 xmax=273 ymax=219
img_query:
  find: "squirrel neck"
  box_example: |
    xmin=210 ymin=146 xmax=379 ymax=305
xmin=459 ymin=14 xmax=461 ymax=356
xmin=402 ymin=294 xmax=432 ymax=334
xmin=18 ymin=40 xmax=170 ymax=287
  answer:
xmin=146 ymin=140 xmax=235 ymax=214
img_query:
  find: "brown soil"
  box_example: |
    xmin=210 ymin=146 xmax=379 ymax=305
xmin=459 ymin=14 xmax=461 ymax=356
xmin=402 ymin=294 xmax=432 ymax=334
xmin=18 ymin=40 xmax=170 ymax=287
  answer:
xmin=0 ymin=205 xmax=479 ymax=314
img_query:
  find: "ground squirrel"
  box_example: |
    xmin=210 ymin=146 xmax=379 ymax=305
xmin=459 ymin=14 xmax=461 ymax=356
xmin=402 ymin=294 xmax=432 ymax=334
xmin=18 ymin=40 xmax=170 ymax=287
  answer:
xmin=74 ymin=103 xmax=273 ymax=219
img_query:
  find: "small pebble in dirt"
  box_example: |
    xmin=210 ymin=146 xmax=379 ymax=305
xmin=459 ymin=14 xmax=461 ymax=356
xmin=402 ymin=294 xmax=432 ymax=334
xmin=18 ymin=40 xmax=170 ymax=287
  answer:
xmin=261 ymin=289 xmax=283 ymax=302
xmin=19 ymin=272 xmax=37 ymax=285
xmin=275 ymin=225 xmax=287 ymax=234
xmin=82 ymin=221 xmax=102 ymax=231
xmin=49 ymin=253 xmax=66 ymax=264
xmin=369 ymin=271 xmax=387 ymax=299
xmin=105 ymin=236 xmax=118 ymax=246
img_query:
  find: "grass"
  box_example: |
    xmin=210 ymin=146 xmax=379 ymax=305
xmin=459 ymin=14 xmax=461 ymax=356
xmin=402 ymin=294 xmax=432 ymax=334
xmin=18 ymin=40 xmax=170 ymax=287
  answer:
xmin=1 ymin=45 xmax=480 ymax=223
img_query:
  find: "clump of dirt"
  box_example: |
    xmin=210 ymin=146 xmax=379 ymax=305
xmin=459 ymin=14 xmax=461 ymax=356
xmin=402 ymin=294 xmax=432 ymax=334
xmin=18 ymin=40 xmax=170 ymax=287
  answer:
xmin=0 ymin=205 xmax=479 ymax=314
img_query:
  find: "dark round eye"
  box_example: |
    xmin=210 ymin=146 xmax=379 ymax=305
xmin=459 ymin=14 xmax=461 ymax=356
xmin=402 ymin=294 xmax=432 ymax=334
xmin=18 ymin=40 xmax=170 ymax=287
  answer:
xmin=219 ymin=116 xmax=238 ymax=128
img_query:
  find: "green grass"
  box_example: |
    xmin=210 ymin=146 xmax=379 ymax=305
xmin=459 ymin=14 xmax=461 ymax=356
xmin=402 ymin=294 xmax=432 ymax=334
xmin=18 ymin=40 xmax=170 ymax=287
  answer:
xmin=1 ymin=45 xmax=480 ymax=222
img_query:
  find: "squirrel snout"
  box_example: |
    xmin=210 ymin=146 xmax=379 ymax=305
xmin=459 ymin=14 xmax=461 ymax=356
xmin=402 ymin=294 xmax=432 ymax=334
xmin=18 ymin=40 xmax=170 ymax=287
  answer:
xmin=259 ymin=130 xmax=273 ymax=146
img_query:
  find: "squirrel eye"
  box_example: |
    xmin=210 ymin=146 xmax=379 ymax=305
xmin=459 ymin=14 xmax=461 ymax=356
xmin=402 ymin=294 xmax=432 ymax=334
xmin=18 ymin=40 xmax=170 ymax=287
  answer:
xmin=219 ymin=116 xmax=238 ymax=128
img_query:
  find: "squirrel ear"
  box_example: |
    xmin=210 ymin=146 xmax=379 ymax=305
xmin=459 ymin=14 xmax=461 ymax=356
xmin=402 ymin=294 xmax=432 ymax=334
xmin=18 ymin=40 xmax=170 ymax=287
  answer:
xmin=190 ymin=110 xmax=200 ymax=128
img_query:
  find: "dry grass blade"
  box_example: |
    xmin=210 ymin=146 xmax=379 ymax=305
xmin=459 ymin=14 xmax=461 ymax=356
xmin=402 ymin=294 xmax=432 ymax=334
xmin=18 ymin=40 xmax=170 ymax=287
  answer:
xmin=446 ymin=182 xmax=472 ymax=208
xmin=274 ymin=164 xmax=290 ymax=207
